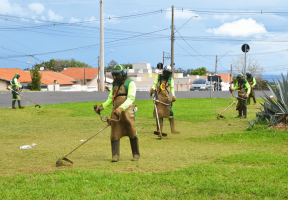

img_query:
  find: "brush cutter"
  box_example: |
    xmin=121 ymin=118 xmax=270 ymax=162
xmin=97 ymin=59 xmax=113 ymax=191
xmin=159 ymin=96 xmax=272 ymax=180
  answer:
xmin=56 ymin=105 xmax=120 ymax=166
xmin=150 ymin=93 xmax=171 ymax=139
xmin=7 ymin=86 xmax=41 ymax=108
xmin=56 ymin=124 xmax=109 ymax=166
xmin=216 ymin=96 xmax=246 ymax=120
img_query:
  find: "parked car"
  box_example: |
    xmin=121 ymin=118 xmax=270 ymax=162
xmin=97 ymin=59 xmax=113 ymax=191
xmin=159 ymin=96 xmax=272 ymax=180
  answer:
xmin=214 ymin=82 xmax=222 ymax=91
xmin=190 ymin=78 xmax=212 ymax=91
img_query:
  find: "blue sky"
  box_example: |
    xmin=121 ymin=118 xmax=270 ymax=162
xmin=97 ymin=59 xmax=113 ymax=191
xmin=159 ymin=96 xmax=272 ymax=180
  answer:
xmin=1 ymin=0 xmax=288 ymax=75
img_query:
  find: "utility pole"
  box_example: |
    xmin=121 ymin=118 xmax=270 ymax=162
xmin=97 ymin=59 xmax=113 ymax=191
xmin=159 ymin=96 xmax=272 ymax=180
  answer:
xmin=100 ymin=0 xmax=104 ymax=91
xmin=98 ymin=56 xmax=100 ymax=91
xmin=163 ymin=51 xmax=165 ymax=66
xmin=171 ymin=5 xmax=175 ymax=78
xmin=215 ymin=55 xmax=218 ymax=75
xmin=230 ymin=64 xmax=232 ymax=89
xmin=84 ymin=65 xmax=86 ymax=85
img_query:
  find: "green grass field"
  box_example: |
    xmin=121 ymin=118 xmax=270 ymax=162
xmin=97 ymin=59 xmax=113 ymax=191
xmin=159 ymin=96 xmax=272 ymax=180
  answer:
xmin=0 ymin=98 xmax=288 ymax=199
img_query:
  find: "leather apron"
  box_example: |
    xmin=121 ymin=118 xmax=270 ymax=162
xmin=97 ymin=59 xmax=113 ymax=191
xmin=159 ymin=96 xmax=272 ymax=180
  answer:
xmin=153 ymin=79 xmax=171 ymax=118
xmin=248 ymin=79 xmax=255 ymax=97
xmin=110 ymin=84 xmax=136 ymax=141
xmin=236 ymin=83 xmax=246 ymax=111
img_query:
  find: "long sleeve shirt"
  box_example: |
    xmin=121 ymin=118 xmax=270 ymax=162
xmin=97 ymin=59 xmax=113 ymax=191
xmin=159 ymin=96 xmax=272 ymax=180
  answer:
xmin=103 ymin=81 xmax=136 ymax=111
xmin=152 ymin=75 xmax=175 ymax=97
xmin=233 ymin=79 xmax=251 ymax=94
xmin=12 ymin=78 xmax=22 ymax=88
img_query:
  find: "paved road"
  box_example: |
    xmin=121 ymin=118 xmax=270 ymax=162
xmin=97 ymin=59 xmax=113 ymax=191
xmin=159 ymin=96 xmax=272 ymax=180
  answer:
xmin=0 ymin=91 xmax=271 ymax=108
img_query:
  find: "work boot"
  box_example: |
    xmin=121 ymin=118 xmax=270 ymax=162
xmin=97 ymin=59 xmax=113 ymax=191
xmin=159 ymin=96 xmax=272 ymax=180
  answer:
xmin=253 ymin=96 xmax=257 ymax=105
xmin=241 ymin=106 xmax=247 ymax=119
xmin=129 ymin=137 xmax=140 ymax=161
xmin=235 ymin=110 xmax=242 ymax=118
xmin=248 ymin=98 xmax=251 ymax=105
xmin=12 ymin=100 xmax=16 ymax=109
xmin=18 ymin=100 xmax=24 ymax=109
xmin=111 ymin=140 xmax=120 ymax=162
xmin=154 ymin=118 xmax=167 ymax=137
xmin=169 ymin=118 xmax=180 ymax=133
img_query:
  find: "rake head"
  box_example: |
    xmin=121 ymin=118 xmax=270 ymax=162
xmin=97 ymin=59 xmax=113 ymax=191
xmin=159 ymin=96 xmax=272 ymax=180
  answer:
xmin=216 ymin=114 xmax=225 ymax=120
xmin=56 ymin=157 xmax=73 ymax=167
xmin=35 ymin=105 xmax=41 ymax=108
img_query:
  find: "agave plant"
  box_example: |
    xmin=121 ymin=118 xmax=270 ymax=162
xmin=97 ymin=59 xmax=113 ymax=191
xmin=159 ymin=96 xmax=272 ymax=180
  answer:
xmin=259 ymin=73 xmax=288 ymax=125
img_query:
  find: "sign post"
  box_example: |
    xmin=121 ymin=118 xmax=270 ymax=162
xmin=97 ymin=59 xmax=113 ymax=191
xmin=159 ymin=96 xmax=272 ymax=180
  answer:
xmin=241 ymin=44 xmax=250 ymax=79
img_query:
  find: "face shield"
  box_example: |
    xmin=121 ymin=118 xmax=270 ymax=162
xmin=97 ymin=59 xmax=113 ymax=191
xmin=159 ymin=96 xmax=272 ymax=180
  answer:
xmin=17 ymin=74 xmax=20 ymax=79
xmin=237 ymin=76 xmax=243 ymax=82
xmin=246 ymin=73 xmax=251 ymax=78
xmin=112 ymin=70 xmax=122 ymax=83
xmin=163 ymin=70 xmax=172 ymax=80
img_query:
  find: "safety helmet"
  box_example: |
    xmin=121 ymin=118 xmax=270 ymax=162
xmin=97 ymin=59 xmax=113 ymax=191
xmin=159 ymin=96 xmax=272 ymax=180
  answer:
xmin=236 ymin=73 xmax=243 ymax=81
xmin=111 ymin=64 xmax=127 ymax=82
xmin=163 ymin=65 xmax=172 ymax=79
xmin=246 ymin=71 xmax=252 ymax=78
xmin=14 ymin=73 xmax=20 ymax=79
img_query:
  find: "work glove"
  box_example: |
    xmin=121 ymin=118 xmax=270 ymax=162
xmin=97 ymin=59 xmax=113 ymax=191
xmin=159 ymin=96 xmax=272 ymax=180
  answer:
xmin=245 ymin=93 xmax=249 ymax=99
xmin=172 ymin=96 xmax=177 ymax=102
xmin=94 ymin=104 xmax=104 ymax=114
xmin=114 ymin=107 xmax=123 ymax=117
xmin=107 ymin=118 xmax=112 ymax=126
xmin=229 ymin=88 xmax=234 ymax=93
xmin=150 ymin=88 xmax=156 ymax=94
xmin=21 ymin=86 xmax=23 ymax=89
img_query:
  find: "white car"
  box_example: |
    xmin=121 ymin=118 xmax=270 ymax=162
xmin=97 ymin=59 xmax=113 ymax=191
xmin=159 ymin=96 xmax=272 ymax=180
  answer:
xmin=190 ymin=78 xmax=212 ymax=91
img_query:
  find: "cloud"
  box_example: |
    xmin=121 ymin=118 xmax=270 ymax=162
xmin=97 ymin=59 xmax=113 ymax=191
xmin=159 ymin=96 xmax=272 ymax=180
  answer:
xmin=48 ymin=9 xmax=63 ymax=21
xmin=28 ymin=3 xmax=45 ymax=15
xmin=70 ymin=17 xmax=80 ymax=23
xmin=165 ymin=8 xmax=198 ymax=20
xmin=207 ymin=18 xmax=267 ymax=37
xmin=0 ymin=0 xmax=23 ymax=15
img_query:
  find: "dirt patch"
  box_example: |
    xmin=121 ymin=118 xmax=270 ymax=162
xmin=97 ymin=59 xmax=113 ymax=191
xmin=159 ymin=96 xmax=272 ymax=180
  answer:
xmin=268 ymin=123 xmax=288 ymax=130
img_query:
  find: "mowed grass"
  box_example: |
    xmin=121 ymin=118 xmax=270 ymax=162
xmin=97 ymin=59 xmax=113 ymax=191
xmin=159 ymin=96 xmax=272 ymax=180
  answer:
xmin=0 ymin=98 xmax=288 ymax=199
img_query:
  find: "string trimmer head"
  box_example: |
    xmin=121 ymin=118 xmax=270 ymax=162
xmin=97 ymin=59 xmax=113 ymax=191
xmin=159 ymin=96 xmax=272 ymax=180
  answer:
xmin=56 ymin=157 xmax=73 ymax=167
xmin=216 ymin=114 xmax=225 ymax=120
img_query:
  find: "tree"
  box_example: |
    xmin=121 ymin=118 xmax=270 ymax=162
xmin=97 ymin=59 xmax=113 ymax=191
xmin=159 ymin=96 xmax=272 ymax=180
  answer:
xmin=30 ymin=67 xmax=42 ymax=91
xmin=191 ymin=67 xmax=207 ymax=76
xmin=121 ymin=63 xmax=132 ymax=69
xmin=231 ymin=55 xmax=264 ymax=78
xmin=105 ymin=60 xmax=118 ymax=72
xmin=33 ymin=59 xmax=91 ymax=72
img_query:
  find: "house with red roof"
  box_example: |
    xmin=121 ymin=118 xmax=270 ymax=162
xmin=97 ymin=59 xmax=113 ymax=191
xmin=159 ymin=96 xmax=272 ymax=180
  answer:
xmin=60 ymin=68 xmax=99 ymax=86
xmin=0 ymin=68 xmax=32 ymax=90
xmin=0 ymin=68 xmax=76 ymax=90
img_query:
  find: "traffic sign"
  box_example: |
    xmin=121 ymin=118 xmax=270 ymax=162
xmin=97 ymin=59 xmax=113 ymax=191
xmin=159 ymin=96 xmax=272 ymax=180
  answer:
xmin=241 ymin=44 xmax=250 ymax=53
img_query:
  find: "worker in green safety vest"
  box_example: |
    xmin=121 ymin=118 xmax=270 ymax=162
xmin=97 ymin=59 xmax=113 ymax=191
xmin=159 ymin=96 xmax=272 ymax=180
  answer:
xmin=246 ymin=71 xmax=257 ymax=105
xmin=230 ymin=73 xmax=251 ymax=118
xmin=95 ymin=65 xmax=139 ymax=162
xmin=11 ymin=73 xmax=24 ymax=109
xmin=150 ymin=65 xmax=179 ymax=136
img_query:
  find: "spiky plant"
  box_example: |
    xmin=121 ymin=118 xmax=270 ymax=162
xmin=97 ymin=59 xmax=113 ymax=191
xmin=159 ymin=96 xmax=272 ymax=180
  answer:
xmin=258 ymin=73 xmax=288 ymax=125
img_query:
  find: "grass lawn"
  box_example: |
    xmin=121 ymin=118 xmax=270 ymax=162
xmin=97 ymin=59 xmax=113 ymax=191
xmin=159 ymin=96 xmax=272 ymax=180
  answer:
xmin=0 ymin=98 xmax=288 ymax=199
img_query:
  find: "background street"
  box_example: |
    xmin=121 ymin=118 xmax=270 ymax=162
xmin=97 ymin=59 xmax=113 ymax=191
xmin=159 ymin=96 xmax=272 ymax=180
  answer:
xmin=0 ymin=91 xmax=271 ymax=108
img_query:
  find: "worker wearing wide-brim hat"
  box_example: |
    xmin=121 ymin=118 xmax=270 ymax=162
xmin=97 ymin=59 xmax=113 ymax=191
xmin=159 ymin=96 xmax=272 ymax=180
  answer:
xmin=230 ymin=73 xmax=251 ymax=118
xmin=95 ymin=64 xmax=139 ymax=162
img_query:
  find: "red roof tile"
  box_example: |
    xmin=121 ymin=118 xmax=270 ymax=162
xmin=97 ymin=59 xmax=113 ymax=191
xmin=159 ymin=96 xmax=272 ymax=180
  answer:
xmin=39 ymin=71 xmax=75 ymax=85
xmin=0 ymin=68 xmax=75 ymax=85
xmin=0 ymin=68 xmax=31 ymax=83
xmin=60 ymin=68 xmax=98 ymax=79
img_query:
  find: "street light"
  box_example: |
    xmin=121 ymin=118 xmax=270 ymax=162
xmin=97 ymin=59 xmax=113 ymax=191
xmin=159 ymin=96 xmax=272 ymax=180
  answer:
xmin=104 ymin=50 xmax=113 ymax=57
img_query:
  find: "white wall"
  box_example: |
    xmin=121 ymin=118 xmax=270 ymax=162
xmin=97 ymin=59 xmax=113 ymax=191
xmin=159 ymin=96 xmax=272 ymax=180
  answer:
xmin=132 ymin=63 xmax=151 ymax=70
